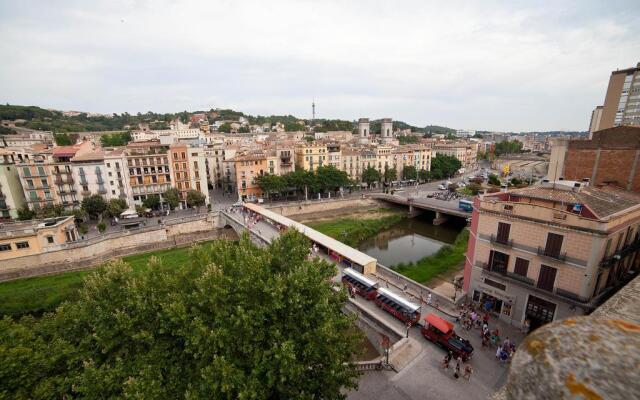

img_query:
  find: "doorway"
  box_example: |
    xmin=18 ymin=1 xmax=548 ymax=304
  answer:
xmin=525 ymin=295 xmax=556 ymax=332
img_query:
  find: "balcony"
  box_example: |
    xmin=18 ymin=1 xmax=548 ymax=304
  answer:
xmin=98 ymin=187 xmax=107 ymax=194
xmin=480 ymin=262 xmax=536 ymax=286
xmin=601 ymin=238 xmax=640 ymax=268
xmin=490 ymin=234 xmax=513 ymax=248
xmin=537 ymin=247 xmax=567 ymax=262
xmin=65 ymin=177 xmax=74 ymax=184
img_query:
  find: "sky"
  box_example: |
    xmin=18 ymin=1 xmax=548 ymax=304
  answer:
xmin=0 ymin=0 xmax=639 ymax=132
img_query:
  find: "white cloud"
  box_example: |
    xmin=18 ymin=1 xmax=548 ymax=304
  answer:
xmin=0 ymin=0 xmax=638 ymax=131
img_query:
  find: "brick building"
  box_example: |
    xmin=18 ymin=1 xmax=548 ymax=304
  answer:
xmin=548 ymin=126 xmax=640 ymax=192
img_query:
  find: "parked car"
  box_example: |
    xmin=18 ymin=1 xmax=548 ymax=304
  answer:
xmin=437 ymin=184 xmax=447 ymax=190
xmin=420 ymin=313 xmax=474 ymax=361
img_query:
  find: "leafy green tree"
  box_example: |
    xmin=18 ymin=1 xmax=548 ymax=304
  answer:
xmin=163 ymin=188 xmax=180 ymax=210
xmin=418 ymin=169 xmax=431 ymax=182
xmin=384 ymin=167 xmax=398 ymax=182
xmin=97 ymin=221 xmax=106 ymax=233
xmin=284 ymin=169 xmax=314 ymax=199
xmin=142 ymin=194 xmax=160 ymax=210
xmin=81 ymin=194 xmax=107 ymax=219
xmin=218 ymin=123 xmax=232 ymax=133
xmin=467 ymin=182 xmax=482 ymax=195
xmin=430 ymin=155 xmax=462 ymax=179
xmin=402 ymin=165 xmax=417 ymax=180
xmin=36 ymin=204 xmax=65 ymax=219
xmin=494 ymin=140 xmax=524 ymax=156
xmin=53 ymin=133 xmax=78 ymax=145
xmin=238 ymin=126 xmax=250 ymax=133
xmin=186 ymin=190 xmax=206 ymax=208
xmin=315 ymin=166 xmax=350 ymax=192
xmin=106 ymin=198 xmax=127 ymax=218
xmin=0 ymin=231 xmax=360 ymax=399
xmin=17 ymin=205 xmax=35 ymax=220
xmin=284 ymin=121 xmax=306 ymax=131
xmin=100 ymin=131 xmax=132 ymax=147
xmin=397 ymin=136 xmax=419 ymax=145
xmin=256 ymin=174 xmax=286 ymax=200
xmin=488 ymin=173 xmax=501 ymax=186
xmin=362 ymin=166 xmax=381 ymax=188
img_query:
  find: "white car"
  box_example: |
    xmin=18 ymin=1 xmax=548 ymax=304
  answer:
xmin=438 ymin=184 xmax=447 ymax=190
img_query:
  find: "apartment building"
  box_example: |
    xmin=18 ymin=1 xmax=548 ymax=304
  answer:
xmin=548 ymin=126 xmax=640 ymax=192
xmin=231 ymin=149 xmax=295 ymax=201
xmin=597 ymin=62 xmax=640 ymax=130
xmin=0 ymin=149 xmax=26 ymax=219
xmin=326 ymin=143 xmax=342 ymax=169
xmin=125 ymin=141 xmax=172 ymax=206
xmin=433 ymin=142 xmax=477 ymax=170
xmin=295 ymin=142 xmax=327 ymax=172
xmin=70 ymin=149 xmax=109 ymax=200
xmin=464 ymin=180 xmax=640 ymax=331
xmin=104 ymin=148 xmax=131 ymax=201
xmin=0 ymin=216 xmax=78 ymax=261
xmin=341 ymin=148 xmax=362 ymax=181
xmin=169 ymin=143 xmax=210 ymax=208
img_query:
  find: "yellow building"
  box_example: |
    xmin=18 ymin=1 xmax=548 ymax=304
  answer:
xmin=0 ymin=216 xmax=78 ymax=261
xmin=294 ymin=142 xmax=327 ymax=172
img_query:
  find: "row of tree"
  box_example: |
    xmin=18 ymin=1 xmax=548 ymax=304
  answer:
xmin=255 ymin=166 xmax=352 ymax=200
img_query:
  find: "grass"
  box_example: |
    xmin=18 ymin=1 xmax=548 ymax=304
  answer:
xmin=0 ymin=243 xmax=213 ymax=318
xmin=308 ymin=213 xmax=404 ymax=247
xmin=393 ymin=229 xmax=469 ymax=284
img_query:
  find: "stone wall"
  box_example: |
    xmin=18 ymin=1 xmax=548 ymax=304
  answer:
xmin=0 ymin=214 xmax=233 ymax=282
xmin=265 ymin=197 xmax=382 ymax=218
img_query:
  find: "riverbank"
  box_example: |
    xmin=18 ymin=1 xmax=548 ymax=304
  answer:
xmin=0 ymin=242 xmax=216 ymax=317
xmin=307 ymin=209 xmax=404 ymax=247
xmin=393 ymin=229 xmax=469 ymax=285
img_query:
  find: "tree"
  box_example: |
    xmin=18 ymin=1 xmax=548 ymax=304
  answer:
xmin=361 ymin=166 xmax=381 ymax=188
xmin=97 ymin=221 xmax=106 ymax=233
xmin=163 ymin=188 xmax=180 ymax=210
xmin=494 ymin=140 xmax=524 ymax=156
xmin=402 ymin=165 xmax=417 ymax=181
xmin=284 ymin=121 xmax=306 ymax=131
xmin=430 ymin=155 xmax=462 ymax=179
xmin=472 ymin=132 xmax=484 ymax=139
xmin=36 ymin=204 xmax=65 ymax=219
xmin=383 ymin=167 xmax=398 ymax=183
xmin=284 ymin=169 xmax=313 ymax=199
xmin=418 ymin=169 xmax=431 ymax=182
xmin=315 ymin=166 xmax=349 ymax=192
xmin=218 ymin=123 xmax=232 ymax=133
xmin=397 ymin=136 xmax=419 ymax=145
xmin=0 ymin=231 xmax=360 ymax=398
xmin=106 ymin=198 xmax=127 ymax=218
xmin=81 ymin=194 xmax=107 ymax=219
xmin=17 ymin=205 xmax=34 ymax=220
xmin=186 ymin=190 xmax=206 ymax=208
xmin=142 ymin=194 xmax=160 ymax=210
xmin=238 ymin=126 xmax=250 ymax=133
xmin=256 ymin=174 xmax=286 ymax=200
xmin=488 ymin=173 xmax=501 ymax=186
xmin=467 ymin=182 xmax=482 ymax=195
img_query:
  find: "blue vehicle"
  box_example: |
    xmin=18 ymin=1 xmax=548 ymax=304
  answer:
xmin=459 ymin=199 xmax=473 ymax=212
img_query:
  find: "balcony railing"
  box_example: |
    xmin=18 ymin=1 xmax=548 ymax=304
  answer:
xmin=537 ymin=247 xmax=567 ymax=262
xmin=490 ymin=234 xmax=513 ymax=247
xmin=480 ymin=261 xmax=536 ymax=286
xmin=555 ymin=287 xmax=591 ymax=304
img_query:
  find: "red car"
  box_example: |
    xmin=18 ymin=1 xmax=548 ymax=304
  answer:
xmin=420 ymin=313 xmax=474 ymax=361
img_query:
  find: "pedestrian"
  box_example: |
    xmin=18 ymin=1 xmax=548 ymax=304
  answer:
xmin=403 ymin=283 xmax=408 ymax=293
xmin=454 ymin=358 xmax=461 ymax=379
xmin=463 ymin=364 xmax=473 ymax=381
xmin=441 ymin=354 xmax=450 ymax=369
xmin=427 ymin=293 xmax=432 ymax=306
xmin=522 ymin=319 xmax=530 ymax=334
xmin=503 ymin=337 xmax=511 ymax=350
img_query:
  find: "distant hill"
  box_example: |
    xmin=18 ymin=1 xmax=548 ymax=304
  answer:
xmin=0 ymin=104 xmax=456 ymax=135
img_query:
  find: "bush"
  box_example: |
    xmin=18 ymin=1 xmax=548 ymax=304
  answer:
xmin=97 ymin=221 xmax=106 ymax=233
xmin=488 ymin=174 xmax=501 ymax=186
xmin=79 ymin=223 xmax=89 ymax=235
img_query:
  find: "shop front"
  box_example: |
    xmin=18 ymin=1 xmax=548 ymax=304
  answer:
xmin=472 ymin=280 xmax=517 ymax=324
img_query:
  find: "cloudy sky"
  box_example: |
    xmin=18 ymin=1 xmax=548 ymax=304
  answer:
xmin=1 ymin=0 xmax=639 ymax=131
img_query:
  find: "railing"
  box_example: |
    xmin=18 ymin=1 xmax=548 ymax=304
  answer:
xmin=536 ymin=246 xmax=566 ymax=262
xmin=490 ymin=234 xmax=513 ymax=247
xmin=479 ymin=261 xmax=535 ymax=286
xmin=600 ymin=239 xmax=640 ymax=268
xmin=554 ymin=287 xmax=591 ymax=304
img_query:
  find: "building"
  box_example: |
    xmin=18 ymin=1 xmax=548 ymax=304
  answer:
xmin=168 ymin=143 xmax=210 ymax=208
xmin=381 ymin=118 xmax=393 ymax=143
xmin=548 ymin=126 xmax=640 ymax=192
xmin=0 ymin=149 xmax=26 ymax=219
xmin=433 ymin=142 xmax=477 ymax=170
xmin=456 ymin=129 xmax=476 ymax=138
xmin=232 ymin=148 xmax=295 ymax=201
xmin=598 ymin=62 xmax=640 ymax=130
xmin=103 ymin=148 xmax=131 ymax=201
xmin=358 ymin=118 xmax=370 ymax=144
xmin=125 ymin=141 xmax=172 ymax=207
xmin=0 ymin=216 xmax=78 ymax=261
xmin=589 ymin=106 xmax=603 ymax=137
xmin=463 ymin=181 xmax=640 ymax=331
xmin=294 ymin=142 xmax=327 ymax=172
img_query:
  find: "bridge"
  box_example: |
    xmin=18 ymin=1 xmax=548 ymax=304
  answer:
xmin=368 ymin=193 xmax=471 ymax=225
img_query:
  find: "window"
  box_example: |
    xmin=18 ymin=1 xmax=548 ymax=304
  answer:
xmin=173 ymin=152 xmax=178 ymax=159
xmin=46 ymin=236 xmax=54 ymax=244
xmin=484 ymin=278 xmax=506 ymax=291
xmin=537 ymin=265 xmax=557 ymax=292
xmin=107 ymin=163 xmax=111 ymax=167
xmin=544 ymin=233 xmax=563 ymax=258
xmin=37 ymin=166 xmax=45 ymax=176
xmin=488 ymin=250 xmax=509 ymax=272
xmin=16 ymin=241 xmax=29 ymax=249
xmin=0 ymin=244 xmax=11 ymax=251
xmin=496 ymin=222 xmax=510 ymax=244
xmin=514 ymin=258 xmax=529 ymax=276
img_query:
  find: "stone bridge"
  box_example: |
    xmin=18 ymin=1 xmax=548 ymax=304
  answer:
xmin=368 ymin=193 xmax=471 ymax=225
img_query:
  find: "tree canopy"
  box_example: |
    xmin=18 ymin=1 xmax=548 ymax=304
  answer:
xmin=494 ymin=140 xmax=524 ymax=156
xmin=0 ymin=231 xmax=360 ymax=399
xmin=218 ymin=123 xmax=232 ymax=133
xmin=81 ymin=194 xmax=107 ymax=219
xmin=430 ymin=155 xmax=462 ymax=179
xmin=361 ymin=167 xmax=381 ymax=187
xmin=397 ymin=136 xmax=419 ymax=145
xmin=106 ymin=198 xmax=127 ymax=218
xmin=186 ymin=190 xmax=206 ymax=208
xmin=402 ymin=165 xmax=417 ymax=180
xmin=142 ymin=194 xmax=160 ymax=210
xmin=383 ymin=167 xmax=398 ymax=182
xmin=100 ymin=131 xmax=132 ymax=147
xmin=163 ymin=188 xmax=180 ymax=210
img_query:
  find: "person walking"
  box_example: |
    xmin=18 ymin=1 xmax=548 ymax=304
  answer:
xmin=463 ymin=364 xmax=473 ymax=381
xmin=427 ymin=292 xmax=432 ymax=307
xmin=454 ymin=357 xmax=462 ymax=379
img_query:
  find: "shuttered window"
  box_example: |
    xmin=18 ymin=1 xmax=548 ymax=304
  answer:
xmin=537 ymin=264 xmax=557 ymax=292
xmin=497 ymin=222 xmax=511 ymax=244
xmin=514 ymin=258 xmax=529 ymax=277
xmin=544 ymin=233 xmax=563 ymax=258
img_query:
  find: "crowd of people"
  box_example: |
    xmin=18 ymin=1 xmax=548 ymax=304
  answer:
xmin=441 ymin=352 xmax=474 ymax=381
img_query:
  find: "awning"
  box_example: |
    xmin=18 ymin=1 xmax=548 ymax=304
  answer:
xmin=425 ymin=313 xmax=453 ymax=333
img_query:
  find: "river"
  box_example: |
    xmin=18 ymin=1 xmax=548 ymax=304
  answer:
xmin=357 ymin=216 xmax=465 ymax=267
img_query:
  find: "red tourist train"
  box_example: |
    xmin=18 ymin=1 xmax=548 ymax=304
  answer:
xmin=341 ymin=267 xmax=379 ymax=300
xmin=420 ymin=313 xmax=474 ymax=361
xmin=374 ymin=287 xmax=421 ymax=325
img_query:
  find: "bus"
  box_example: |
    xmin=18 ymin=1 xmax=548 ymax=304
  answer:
xmin=375 ymin=287 xmax=421 ymax=325
xmin=459 ymin=199 xmax=473 ymax=212
xmin=342 ymin=267 xmax=379 ymax=300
